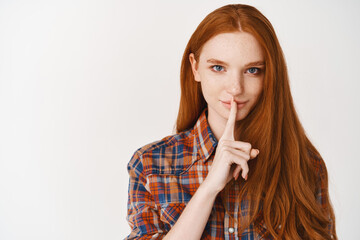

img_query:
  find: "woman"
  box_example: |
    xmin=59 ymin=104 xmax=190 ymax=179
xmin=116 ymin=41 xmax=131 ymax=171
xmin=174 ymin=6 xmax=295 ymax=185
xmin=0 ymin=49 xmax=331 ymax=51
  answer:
xmin=126 ymin=4 xmax=336 ymax=240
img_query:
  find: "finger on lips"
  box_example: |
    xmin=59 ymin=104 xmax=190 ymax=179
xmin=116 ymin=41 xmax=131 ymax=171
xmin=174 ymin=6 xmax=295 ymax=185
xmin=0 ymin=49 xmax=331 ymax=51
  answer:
xmin=220 ymin=97 xmax=260 ymax=181
xmin=221 ymin=97 xmax=237 ymax=141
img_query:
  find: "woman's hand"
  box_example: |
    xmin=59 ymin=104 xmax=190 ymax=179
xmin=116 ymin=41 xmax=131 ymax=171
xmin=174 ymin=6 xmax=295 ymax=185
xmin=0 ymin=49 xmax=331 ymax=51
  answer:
xmin=202 ymin=97 xmax=259 ymax=194
xmin=164 ymin=97 xmax=259 ymax=240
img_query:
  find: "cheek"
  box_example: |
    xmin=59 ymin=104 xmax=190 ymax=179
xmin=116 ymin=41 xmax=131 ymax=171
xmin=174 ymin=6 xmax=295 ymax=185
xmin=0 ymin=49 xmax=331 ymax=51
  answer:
xmin=254 ymin=84 xmax=263 ymax=98
xmin=247 ymin=80 xmax=263 ymax=97
xmin=200 ymin=82 xmax=213 ymax=101
xmin=200 ymin=77 xmax=223 ymax=97
xmin=201 ymin=83 xmax=223 ymax=107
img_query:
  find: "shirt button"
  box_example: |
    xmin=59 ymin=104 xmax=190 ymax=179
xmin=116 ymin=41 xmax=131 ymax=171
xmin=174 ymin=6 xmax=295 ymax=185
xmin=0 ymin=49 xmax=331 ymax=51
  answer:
xmin=228 ymin=227 xmax=235 ymax=233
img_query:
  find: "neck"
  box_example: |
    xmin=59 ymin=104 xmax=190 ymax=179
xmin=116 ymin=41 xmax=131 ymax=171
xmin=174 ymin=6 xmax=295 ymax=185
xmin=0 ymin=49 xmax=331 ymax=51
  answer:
xmin=207 ymin=113 xmax=227 ymax=141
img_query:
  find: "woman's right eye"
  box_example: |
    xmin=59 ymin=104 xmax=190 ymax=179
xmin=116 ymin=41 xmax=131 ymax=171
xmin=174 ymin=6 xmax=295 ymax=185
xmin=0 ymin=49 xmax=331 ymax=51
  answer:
xmin=211 ymin=65 xmax=224 ymax=72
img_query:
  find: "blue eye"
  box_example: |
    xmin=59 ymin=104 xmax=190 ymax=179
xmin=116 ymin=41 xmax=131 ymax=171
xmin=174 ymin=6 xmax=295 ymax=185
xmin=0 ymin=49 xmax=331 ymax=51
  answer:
xmin=211 ymin=65 xmax=224 ymax=72
xmin=247 ymin=67 xmax=260 ymax=74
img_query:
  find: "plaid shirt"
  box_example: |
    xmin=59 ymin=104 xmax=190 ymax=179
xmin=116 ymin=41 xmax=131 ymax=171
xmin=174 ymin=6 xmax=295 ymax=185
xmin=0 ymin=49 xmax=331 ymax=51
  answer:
xmin=126 ymin=110 xmax=334 ymax=239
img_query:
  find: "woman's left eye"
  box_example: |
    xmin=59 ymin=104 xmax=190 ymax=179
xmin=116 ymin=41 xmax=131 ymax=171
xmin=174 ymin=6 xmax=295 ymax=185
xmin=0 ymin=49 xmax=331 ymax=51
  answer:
xmin=247 ymin=67 xmax=260 ymax=74
xmin=211 ymin=65 xmax=224 ymax=72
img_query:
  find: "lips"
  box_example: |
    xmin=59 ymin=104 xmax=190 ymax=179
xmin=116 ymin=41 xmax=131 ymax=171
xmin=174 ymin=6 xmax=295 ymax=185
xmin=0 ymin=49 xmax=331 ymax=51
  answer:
xmin=222 ymin=100 xmax=247 ymax=105
xmin=220 ymin=100 xmax=248 ymax=109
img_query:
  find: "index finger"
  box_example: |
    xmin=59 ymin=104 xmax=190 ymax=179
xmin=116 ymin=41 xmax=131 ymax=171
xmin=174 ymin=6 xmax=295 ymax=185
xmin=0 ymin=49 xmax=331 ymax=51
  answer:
xmin=221 ymin=97 xmax=237 ymax=140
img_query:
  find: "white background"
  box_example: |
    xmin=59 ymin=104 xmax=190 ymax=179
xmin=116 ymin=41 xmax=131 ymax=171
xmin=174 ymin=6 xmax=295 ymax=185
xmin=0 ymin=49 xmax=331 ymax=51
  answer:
xmin=0 ymin=0 xmax=359 ymax=239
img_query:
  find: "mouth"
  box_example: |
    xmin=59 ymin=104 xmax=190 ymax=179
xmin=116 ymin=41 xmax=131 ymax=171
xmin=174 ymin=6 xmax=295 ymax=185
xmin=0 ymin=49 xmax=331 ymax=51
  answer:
xmin=220 ymin=100 xmax=248 ymax=110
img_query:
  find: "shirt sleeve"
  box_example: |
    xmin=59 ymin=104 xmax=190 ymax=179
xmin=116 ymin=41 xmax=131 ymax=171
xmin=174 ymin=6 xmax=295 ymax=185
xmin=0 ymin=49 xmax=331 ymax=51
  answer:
xmin=315 ymin=157 xmax=336 ymax=238
xmin=125 ymin=151 xmax=167 ymax=240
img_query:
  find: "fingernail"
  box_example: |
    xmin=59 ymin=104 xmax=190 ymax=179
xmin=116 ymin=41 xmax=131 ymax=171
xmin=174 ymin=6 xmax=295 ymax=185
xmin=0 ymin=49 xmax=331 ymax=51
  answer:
xmin=244 ymin=175 xmax=248 ymax=181
xmin=256 ymin=149 xmax=260 ymax=154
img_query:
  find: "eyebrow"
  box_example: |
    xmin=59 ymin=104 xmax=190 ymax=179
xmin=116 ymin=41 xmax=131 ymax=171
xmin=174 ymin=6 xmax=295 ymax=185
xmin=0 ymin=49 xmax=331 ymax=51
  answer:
xmin=206 ymin=58 xmax=265 ymax=67
xmin=206 ymin=58 xmax=229 ymax=66
xmin=244 ymin=61 xmax=265 ymax=67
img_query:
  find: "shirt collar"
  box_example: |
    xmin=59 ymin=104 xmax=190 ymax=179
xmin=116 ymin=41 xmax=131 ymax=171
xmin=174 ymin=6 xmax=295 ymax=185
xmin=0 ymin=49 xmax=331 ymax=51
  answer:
xmin=193 ymin=108 xmax=218 ymax=162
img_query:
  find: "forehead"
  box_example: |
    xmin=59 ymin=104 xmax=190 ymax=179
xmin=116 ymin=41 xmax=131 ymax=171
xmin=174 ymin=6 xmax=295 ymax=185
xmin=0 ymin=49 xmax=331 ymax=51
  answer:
xmin=199 ymin=32 xmax=264 ymax=64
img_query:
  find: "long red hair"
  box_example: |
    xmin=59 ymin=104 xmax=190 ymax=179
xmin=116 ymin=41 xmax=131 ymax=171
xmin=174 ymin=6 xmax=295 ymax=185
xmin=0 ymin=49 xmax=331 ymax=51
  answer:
xmin=176 ymin=4 xmax=336 ymax=239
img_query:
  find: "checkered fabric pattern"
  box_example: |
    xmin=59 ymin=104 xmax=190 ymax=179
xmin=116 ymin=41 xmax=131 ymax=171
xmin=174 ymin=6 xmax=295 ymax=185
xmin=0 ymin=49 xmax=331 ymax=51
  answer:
xmin=125 ymin=109 xmax=334 ymax=239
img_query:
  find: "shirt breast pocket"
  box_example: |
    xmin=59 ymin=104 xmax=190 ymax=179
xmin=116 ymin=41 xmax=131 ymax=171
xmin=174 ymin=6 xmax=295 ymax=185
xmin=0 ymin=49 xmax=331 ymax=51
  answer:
xmin=159 ymin=203 xmax=186 ymax=227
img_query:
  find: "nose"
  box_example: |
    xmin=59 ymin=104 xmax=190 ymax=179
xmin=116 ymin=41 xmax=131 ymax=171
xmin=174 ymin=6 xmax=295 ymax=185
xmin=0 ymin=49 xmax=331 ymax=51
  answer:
xmin=226 ymin=73 xmax=243 ymax=96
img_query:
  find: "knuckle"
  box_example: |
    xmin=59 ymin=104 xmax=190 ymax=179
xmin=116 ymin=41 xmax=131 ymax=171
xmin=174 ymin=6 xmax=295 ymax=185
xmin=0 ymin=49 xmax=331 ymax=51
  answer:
xmin=245 ymin=143 xmax=252 ymax=150
xmin=219 ymin=139 xmax=228 ymax=147
xmin=240 ymin=159 xmax=247 ymax=165
xmin=222 ymin=146 xmax=230 ymax=151
xmin=223 ymin=150 xmax=231 ymax=157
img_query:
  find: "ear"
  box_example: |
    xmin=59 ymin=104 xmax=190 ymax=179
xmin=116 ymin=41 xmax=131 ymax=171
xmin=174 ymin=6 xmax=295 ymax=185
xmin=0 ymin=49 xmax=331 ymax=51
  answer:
xmin=189 ymin=53 xmax=201 ymax=82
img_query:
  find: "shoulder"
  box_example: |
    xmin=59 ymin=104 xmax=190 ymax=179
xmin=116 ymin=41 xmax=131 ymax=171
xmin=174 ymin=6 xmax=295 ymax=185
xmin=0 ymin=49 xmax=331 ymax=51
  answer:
xmin=307 ymin=148 xmax=330 ymax=197
xmin=308 ymin=149 xmax=327 ymax=178
xmin=127 ymin=128 xmax=197 ymax=177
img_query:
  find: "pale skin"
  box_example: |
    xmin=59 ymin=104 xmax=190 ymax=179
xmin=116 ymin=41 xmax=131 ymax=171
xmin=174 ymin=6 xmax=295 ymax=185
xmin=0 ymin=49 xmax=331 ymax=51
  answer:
xmin=163 ymin=32 xmax=262 ymax=239
xmin=164 ymin=99 xmax=259 ymax=240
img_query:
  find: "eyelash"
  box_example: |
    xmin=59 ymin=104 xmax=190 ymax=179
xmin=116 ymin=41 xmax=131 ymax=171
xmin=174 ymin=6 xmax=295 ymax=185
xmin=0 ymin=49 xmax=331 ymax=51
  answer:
xmin=211 ymin=65 xmax=225 ymax=72
xmin=246 ymin=67 xmax=261 ymax=75
xmin=210 ymin=65 xmax=262 ymax=75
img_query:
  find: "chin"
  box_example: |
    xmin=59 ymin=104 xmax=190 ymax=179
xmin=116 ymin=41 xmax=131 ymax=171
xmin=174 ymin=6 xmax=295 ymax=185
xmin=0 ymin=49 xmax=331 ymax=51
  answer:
xmin=236 ymin=110 xmax=250 ymax=121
